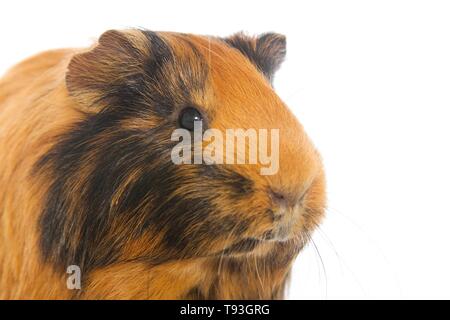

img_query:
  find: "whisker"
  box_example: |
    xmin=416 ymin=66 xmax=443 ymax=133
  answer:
xmin=217 ymin=222 xmax=239 ymax=276
xmin=253 ymin=252 xmax=264 ymax=297
xmin=306 ymin=231 xmax=328 ymax=298
xmin=314 ymin=222 xmax=367 ymax=297
xmin=324 ymin=206 xmax=401 ymax=296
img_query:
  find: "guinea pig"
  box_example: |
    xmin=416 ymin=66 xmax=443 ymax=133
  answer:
xmin=0 ymin=29 xmax=326 ymax=299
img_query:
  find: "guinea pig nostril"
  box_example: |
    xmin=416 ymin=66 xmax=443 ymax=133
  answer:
xmin=269 ymin=189 xmax=288 ymax=205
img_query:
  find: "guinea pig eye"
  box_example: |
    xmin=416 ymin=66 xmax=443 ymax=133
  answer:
xmin=178 ymin=107 xmax=203 ymax=131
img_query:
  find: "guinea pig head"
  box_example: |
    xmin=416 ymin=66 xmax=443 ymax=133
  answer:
xmin=38 ymin=29 xmax=326 ymax=272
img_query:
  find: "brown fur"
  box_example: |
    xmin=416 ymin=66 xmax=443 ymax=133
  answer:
xmin=0 ymin=29 xmax=325 ymax=299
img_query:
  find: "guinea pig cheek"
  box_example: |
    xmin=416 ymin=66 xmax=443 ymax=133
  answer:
xmin=209 ymin=191 xmax=274 ymax=250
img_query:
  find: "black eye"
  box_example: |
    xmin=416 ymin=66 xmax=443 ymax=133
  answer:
xmin=178 ymin=107 xmax=204 ymax=131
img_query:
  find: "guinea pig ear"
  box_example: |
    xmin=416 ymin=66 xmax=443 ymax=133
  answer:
xmin=66 ymin=29 xmax=148 ymax=110
xmin=223 ymin=32 xmax=286 ymax=83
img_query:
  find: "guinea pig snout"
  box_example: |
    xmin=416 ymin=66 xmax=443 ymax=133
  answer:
xmin=268 ymin=187 xmax=308 ymax=209
xmin=266 ymin=205 xmax=301 ymax=242
xmin=267 ymin=188 xmax=309 ymax=241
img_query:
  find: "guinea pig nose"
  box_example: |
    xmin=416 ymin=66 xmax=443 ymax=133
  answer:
xmin=269 ymin=189 xmax=291 ymax=207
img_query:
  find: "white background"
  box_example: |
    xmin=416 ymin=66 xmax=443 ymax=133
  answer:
xmin=1 ymin=0 xmax=450 ymax=299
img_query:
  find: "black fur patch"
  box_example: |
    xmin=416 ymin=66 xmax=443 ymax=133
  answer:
xmin=200 ymin=165 xmax=254 ymax=198
xmin=185 ymin=286 xmax=207 ymax=300
xmin=221 ymin=238 xmax=261 ymax=255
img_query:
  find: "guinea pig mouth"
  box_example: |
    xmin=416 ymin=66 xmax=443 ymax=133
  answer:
xmin=219 ymin=232 xmax=292 ymax=256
